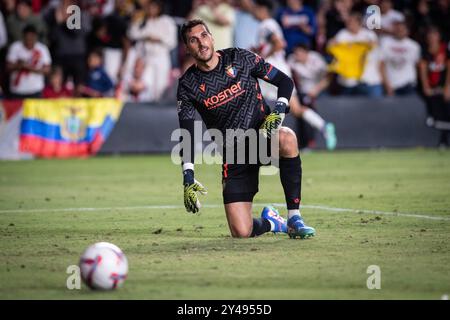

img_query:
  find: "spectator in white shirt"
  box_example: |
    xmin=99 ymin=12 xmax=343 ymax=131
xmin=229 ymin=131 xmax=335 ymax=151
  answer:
xmin=122 ymin=56 xmax=152 ymax=102
xmin=0 ymin=11 xmax=8 ymax=96
xmin=234 ymin=0 xmax=260 ymax=49
xmin=253 ymin=0 xmax=291 ymax=100
xmin=128 ymin=0 xmax=177 ymax=102
xmin=191 ymin=0 xmax=235 ymax=51
xmin=379 ymin=0 xmax=405 ymax=37
xmin=288 ymin=43 xmax=329 ymax=99
xmin=0 ymin=12 xmax=7 ymax=50
xmin=381 ymin=21 xmax=421 ymax=96
xmin=6 ymin=25 xmax=51 ymax=98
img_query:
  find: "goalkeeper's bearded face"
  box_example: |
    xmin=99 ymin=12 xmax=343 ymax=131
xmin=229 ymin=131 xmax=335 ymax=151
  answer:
xmin=185 ymin=24 xmax=215 ymax=63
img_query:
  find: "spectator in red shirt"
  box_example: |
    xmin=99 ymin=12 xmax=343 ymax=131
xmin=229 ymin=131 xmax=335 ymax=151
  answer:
xmin=419 ymin=26 xmax=450 ymax=147
xmin=42 ymin=65 xmax=73 ymax=98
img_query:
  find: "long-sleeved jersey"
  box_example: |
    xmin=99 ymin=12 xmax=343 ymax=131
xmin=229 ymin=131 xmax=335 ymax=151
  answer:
xmin=177 ymin=47 xmax=293 ymax=164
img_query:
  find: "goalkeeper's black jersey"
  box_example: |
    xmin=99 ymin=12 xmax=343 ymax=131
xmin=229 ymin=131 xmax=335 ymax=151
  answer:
xmin=177 ymin=48 xmax=280 ymax=132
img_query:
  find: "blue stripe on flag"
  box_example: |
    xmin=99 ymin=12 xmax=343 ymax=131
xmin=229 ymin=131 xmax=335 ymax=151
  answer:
xmin=20 ymin=116 xmax=114 ymax=143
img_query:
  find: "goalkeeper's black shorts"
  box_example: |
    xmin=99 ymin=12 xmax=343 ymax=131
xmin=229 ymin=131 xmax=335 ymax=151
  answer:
xmin=221 ymin=131 xmax=274 ymax=204
xmin=222 ymin=162 xmax=261 ymax=204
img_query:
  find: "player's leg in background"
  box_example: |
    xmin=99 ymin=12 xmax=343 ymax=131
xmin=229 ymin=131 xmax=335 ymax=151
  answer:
xmin=278 ymin=127 xmax=316 ymax=238
xmin=297 ymin=117 xmax=316 ymax=150
xmin=422 ymin=94 xmax=435 ymax=127
xmin=289 ymin=95 xmax=337 ymax=150
xmin=224 ymin=202 xmax=271 ymax=238
xmin=428 ymin=94 xmax=450 ymax=147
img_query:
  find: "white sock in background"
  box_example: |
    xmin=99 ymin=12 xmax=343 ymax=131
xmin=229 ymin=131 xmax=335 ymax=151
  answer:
xmin=302 ymin=109 xmax=326 ymax=132
xmin=288 ymin=209 xmax=301 ymax=219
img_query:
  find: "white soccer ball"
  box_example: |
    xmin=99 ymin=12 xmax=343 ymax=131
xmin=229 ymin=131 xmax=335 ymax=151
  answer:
xmin=79 ymin=242 xmax=128 ymax=290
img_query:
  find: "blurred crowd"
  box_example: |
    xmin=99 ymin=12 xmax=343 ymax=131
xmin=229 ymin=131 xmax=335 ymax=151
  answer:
xmin=0 ymin=0 xmax=449 ymax=107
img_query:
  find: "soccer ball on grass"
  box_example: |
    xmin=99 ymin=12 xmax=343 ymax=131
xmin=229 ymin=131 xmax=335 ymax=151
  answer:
xmin=79 ymin=242 xmax=128 ymax=290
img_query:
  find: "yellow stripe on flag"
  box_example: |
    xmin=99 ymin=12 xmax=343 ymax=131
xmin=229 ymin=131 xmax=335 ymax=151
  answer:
xmin=22 ymin=98 xmax=123 ymax=127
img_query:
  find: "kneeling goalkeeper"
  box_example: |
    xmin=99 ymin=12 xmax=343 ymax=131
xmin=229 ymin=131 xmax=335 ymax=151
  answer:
xmin=177 ymin=19 xmax=315 ymax=239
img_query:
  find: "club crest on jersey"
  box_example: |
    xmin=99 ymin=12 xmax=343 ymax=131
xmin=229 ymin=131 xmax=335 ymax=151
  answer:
xmin=225 ymin=65 xmax=236 ymax=78
xmin=254 ymin=53 xmax=261 ymax=64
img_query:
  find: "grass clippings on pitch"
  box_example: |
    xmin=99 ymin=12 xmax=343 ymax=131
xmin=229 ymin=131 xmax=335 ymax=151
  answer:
xmin=0 ymin=149 xmax=449 ymax=299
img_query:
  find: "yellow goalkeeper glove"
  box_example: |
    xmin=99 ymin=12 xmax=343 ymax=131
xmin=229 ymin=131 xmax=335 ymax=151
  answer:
xmin=183 ymin=169 xmax=207 ymax=213
xmin=260 ymin=100 xmax=289 ymax=138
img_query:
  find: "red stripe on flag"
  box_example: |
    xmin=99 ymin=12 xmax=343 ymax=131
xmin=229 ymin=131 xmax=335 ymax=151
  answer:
xmin=20 ymin=134 xmax=105 ymax=158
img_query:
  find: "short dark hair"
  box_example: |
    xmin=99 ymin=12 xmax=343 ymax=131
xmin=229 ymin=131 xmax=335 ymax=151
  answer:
xmin=17 ymin=0 xmax=32 ymax=7
xmin=50 ymin=65 xmax=63 ymax=76
xmin=254 ymin=0 xmax=274 ymax=11
xmin=148 ymin=0 xmax=164 ymax=15
xmin=349 ymin=11 xmax=363 ymax=22
xmin=22 ymin=24 xmax=37 ymax=35
xmin=89 ymin=48 xmax=104 ymax=60
xmin=293 ymin=42 xmax=311 ymax=52
xmin=150 ymin=0 xmax=164 ymax=8
xmin=180 ymin=19 xmax=211 ymax=45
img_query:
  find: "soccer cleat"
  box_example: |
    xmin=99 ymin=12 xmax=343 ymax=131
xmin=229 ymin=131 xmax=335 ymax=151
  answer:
xmin=261 ymin=206 xmax=288 ymax=233
xmin=287 ymin=215 xmax=315 ymax=239
xmin=324 ymin=122 xmax=337 ymax=150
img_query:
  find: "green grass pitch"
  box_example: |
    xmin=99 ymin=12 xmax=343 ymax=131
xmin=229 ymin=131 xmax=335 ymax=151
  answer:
xmin=0 ymin=149 xmax=449 ymax=299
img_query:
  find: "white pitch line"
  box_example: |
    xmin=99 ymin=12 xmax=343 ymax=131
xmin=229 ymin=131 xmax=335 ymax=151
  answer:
xmin=291 ymin=204 xmax=450 ymax=222
xmin=0 ymin=203 xmax=449 ymax=222
xmin=0 ymin=205 xmax=187 ymax=214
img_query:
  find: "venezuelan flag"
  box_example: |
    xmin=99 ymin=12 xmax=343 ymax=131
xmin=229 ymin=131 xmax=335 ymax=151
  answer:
xmin=20 ymin=98 xmax=123 ymax=158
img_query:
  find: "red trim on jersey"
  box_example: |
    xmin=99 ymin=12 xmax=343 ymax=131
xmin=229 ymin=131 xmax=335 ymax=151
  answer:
xmin=263 ymin=65 xmax=274 ymax=80
xmin=223 ymin=163 xmax=228 ymax=178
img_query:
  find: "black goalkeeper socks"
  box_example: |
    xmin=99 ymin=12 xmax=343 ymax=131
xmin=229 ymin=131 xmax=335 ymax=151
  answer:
xmin=250 ymin=218 xmax=271 ymax=237
xmin=279 ymin=156 xmax=302 ymax=210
